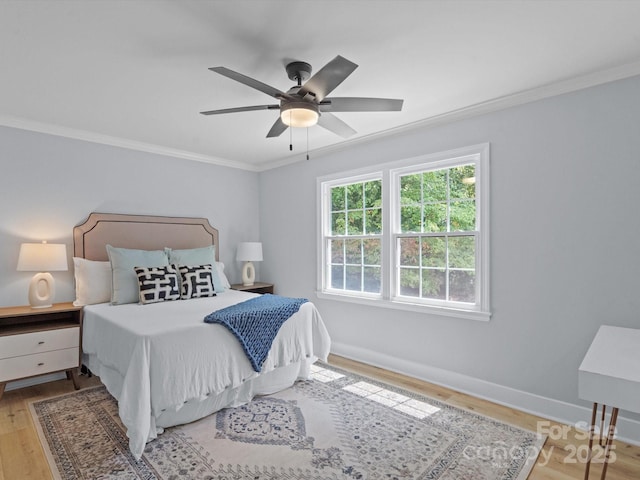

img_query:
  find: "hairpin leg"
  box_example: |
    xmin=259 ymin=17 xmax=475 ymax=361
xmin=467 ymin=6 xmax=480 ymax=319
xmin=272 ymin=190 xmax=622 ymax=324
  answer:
xmin=584 ymin=402 xmax=598 ymax=480
xmin=600 ymin=407 xmax=619 ymax=480
xmin=584 ymin=402 xmax=619 ymax=480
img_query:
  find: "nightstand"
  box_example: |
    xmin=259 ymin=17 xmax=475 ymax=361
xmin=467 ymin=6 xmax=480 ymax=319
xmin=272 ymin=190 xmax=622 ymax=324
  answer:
xmin=230 ymin=282 xmax=274 ymax=294
xmin=0 ymin=302 xmax=82 ymax=400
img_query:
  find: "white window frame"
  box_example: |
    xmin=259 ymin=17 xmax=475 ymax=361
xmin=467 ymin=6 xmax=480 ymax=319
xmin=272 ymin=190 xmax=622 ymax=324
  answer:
xmin=318 ymin=171 xmax=384 ymax=300
xmin=317 ymin=143 xmax=490 ymax=321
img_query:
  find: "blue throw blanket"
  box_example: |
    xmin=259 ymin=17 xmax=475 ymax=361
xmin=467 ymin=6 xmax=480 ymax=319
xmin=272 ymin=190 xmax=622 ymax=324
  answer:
xmin=204 ymin=294 xmax=308 ymax=372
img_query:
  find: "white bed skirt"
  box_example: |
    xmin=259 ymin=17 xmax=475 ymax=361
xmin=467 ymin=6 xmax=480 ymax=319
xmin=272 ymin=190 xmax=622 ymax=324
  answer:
xmin=83 ymin=352 xmax=315 ymax=449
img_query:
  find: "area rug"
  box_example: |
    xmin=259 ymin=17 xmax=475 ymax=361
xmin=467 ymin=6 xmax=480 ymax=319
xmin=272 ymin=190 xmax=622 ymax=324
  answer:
xmin=30 ymin=363 xmax=545 ymax=479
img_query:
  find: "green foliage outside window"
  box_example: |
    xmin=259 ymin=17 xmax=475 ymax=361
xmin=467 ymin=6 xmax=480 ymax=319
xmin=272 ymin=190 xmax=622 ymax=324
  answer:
xmin=329 ymin=179 xmax=383 ymax=293
xmin=398 ymin=164 xmax=476 ymax=303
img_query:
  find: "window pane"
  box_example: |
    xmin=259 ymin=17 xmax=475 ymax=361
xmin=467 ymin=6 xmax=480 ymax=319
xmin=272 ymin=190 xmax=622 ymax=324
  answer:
xmin=347 ymin=210 xmax=363 ymax=235
xmin=346 ymin=265 xmax=362 ymax=290
xmin=330 ymin=265 xmax=344 ymax=289
xmin=345 ymin=239 xmax=361 ymax=264
xmin=400 ymin=174 xmax=422 ymax=205
xmin=423 ymin=203 xmax=447 ymax=232
xmin=330 ymin=239 xmax=344 ymax=263
xmin=365 ymin=208 xmax=382 ymax=234
xmin=449 ymin=165 xmax=475 ymax=200
xmin=363 ymin=238 xmax=381 ymax=266
xmin=399 ymin=237 xmax=419 ymax=266
xmin=422 ymin=268 xmax=446 ymax=300
xmin=364 ymin=180 xmax=382 ymax=208
xmin=449 ymin=270 xmax=475 ymax=303
xmin=421 ymin=237 xmax=445 ymax=267
xmin=327 ymin=179 xmax=382 ymax=295
xmin=423 ymin=170 xmax=447 ymax=202
xmin=331 ymin=186 xmax=345 ymax=211
xmin=449 ymin=236 xmax=475 ymax=269
xmin=346 ymin=183 xmax=363 ymax=209
xmin=331 ymin=212 xmax=346 ymax=235
xmin=449 ymin=200 xmax=475 ymax=231
xmin=401 ymin=206 xmax=422 ymax=232
xmin=399 ymin=268 xmax=420 ymax=297
xmin=363 ymin=266 xmax=381 ymax=293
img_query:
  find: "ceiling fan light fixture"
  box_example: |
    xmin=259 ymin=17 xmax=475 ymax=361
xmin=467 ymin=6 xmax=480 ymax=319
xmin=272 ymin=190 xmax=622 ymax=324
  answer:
xmin=280 ymin=102 xmax=319 ymax=128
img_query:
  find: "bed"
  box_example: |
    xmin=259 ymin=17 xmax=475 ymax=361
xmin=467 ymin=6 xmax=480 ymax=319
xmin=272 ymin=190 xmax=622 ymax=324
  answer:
xmin=73 ymin=213 xmax=331 ymax=460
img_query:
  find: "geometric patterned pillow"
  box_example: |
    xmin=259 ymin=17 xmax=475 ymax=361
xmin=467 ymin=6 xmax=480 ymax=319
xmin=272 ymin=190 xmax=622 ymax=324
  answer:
xmin=178 ymin=264 xmax=217 ymax=299
xmin=134 ymin=264 xmax=181 ymax=304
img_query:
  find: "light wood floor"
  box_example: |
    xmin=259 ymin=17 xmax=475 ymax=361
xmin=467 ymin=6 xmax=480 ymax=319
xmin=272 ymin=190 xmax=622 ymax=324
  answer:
xmin=1 ymin=356 xmax=639 ymax=479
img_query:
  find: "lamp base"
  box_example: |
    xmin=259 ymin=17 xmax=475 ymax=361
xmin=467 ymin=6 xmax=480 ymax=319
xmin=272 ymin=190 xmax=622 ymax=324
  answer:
xmin=28 ymin=272 xmax=55 ymax=308
xmin=242 ymin=261 xmax=256 ymax=286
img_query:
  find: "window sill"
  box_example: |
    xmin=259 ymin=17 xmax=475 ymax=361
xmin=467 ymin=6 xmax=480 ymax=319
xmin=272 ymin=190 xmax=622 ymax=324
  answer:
xmin=315 ymin=290 xmax=491 ymax=322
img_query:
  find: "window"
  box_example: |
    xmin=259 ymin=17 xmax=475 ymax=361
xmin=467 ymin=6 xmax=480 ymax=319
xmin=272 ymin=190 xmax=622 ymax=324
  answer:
xmin=395 ymin=162 xmax=477 ymax=304
xmin=318 ymin=144 xmax=490 ymax=321
xmin=325 ymin=174 xmax=383 ymax=295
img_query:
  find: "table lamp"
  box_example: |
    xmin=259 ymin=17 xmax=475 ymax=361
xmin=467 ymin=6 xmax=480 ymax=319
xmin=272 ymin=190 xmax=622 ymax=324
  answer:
xmin=17 ymin=241 xmax=68 ymax=308
xmin=236 ymin=242 xmax=263 ymax=286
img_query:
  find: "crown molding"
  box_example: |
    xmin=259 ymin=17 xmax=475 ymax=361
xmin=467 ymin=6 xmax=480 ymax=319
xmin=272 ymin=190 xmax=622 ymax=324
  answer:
xmin=0 ymin=114 xmax=260 ymax=172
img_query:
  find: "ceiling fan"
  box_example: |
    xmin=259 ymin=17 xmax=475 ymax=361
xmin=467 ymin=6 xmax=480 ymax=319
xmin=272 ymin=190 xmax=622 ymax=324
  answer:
xmin=200 ymin=55 xmax=403 ymax=139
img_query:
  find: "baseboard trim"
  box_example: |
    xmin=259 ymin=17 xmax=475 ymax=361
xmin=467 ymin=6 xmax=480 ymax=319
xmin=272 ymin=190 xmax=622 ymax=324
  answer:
xmin=331 ymin=342 xmax=640 ymax=446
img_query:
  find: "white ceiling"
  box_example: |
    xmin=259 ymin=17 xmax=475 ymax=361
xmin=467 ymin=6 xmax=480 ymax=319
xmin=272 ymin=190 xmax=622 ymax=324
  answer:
xmin=1 ymin=1 xmax=640 ymax=171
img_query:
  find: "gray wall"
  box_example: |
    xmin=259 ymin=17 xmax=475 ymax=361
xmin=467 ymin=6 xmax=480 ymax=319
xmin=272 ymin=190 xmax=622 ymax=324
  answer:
xmin=259 ymin=75 xmax=640 ymax=440
xmin=0 ymin=126 xmax=260 ymax=307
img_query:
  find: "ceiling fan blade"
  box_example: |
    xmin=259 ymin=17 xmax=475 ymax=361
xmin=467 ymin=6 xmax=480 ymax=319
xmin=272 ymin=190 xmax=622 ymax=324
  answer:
xmin=298 ymin=55 xmax=358 ymax=102
xmin=319 ymin=97 xmax=404 ymax=112
xmin=266 ymin=117 xmax=288 ymax=138
xmin=210 ymin=66 xmax=289 ymax=100
xmin=200 ymin=105 xmax=279 ymax=115
xmin=317 ymin=112 xmax=357 ymax=138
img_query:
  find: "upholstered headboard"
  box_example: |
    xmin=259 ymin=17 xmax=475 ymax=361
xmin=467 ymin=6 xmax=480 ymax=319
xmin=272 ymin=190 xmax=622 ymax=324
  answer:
xmin=73 ymin=213 xmax=219 ymax=261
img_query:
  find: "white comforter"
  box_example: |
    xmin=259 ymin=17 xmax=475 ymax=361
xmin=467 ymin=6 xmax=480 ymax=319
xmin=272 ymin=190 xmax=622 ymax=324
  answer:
xmin=82 ymin=290 xmax=331 ymax=459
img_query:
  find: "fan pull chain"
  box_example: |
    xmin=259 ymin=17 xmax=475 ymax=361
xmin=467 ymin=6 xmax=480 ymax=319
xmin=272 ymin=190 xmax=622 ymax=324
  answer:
xmin=289 ymin=111 xmax=293 ymax=151
xmin=306 ymin=128 xmax=310 ymax=160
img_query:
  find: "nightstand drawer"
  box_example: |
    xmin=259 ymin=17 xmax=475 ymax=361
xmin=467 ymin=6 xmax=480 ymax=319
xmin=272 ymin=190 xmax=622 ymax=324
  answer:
xmin=0 ymin=327 xmax=79 ymax=360
xmin=0 ymin=347 xmax=79 ymax=382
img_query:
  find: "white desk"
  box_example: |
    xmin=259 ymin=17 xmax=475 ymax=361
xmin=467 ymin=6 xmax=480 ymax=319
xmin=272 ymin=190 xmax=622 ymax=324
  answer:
xmin=579 ymin=325 xmax=640 ymax=480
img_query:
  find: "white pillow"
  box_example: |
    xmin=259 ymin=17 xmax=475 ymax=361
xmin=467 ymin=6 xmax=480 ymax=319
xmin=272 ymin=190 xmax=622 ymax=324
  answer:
xmin=216 ymin=262 xmax=231 ymax=289
xmin=106 ymin=245 xmax=169 ymax=305
xmin=72 ymin=257 xmax=112 ymax=306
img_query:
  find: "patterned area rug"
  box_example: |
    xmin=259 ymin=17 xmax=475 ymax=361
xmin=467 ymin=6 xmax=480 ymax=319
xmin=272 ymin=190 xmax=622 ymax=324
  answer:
xmin=30 ymin=363 xmax=545 ymax=479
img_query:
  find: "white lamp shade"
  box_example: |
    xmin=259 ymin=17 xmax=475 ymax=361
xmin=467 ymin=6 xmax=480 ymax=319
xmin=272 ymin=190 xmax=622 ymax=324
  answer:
xmin=236 ymin=242 xmax=263 ymax=262
xmin=17 ymin=242 xmax=67 ymax=308
xmin=17 ymin=242 xmax=68 ymax=272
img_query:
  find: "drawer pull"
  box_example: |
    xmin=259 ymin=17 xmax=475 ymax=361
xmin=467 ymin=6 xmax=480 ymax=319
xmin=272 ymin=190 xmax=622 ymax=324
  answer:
xmin=37 ymin=362 xmax=45 ymax=366
xmin=38 ymin=341 xmax=45 ymax=345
